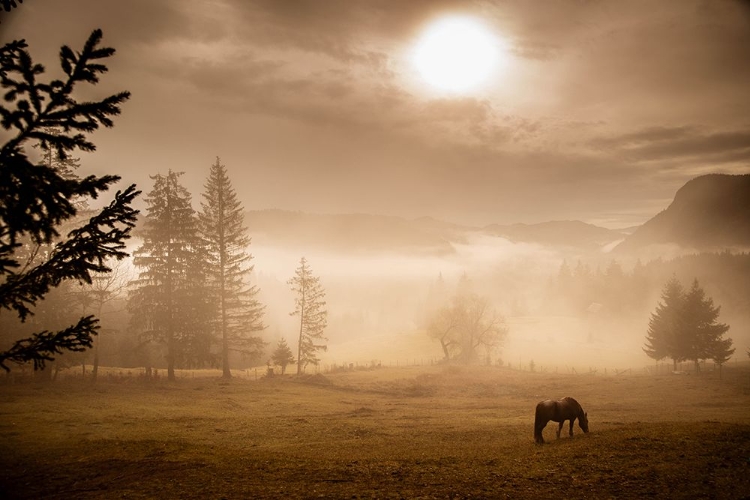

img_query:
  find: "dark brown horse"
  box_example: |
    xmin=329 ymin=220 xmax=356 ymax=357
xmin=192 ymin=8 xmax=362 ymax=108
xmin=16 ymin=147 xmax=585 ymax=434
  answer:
xmin=534 ymin=396 xmax=588 ymax=444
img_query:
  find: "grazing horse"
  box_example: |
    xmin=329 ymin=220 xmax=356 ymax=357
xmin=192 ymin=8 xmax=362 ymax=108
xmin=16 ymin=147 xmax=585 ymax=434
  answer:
xmin=534 ymin=396 xmax=589 ymax=444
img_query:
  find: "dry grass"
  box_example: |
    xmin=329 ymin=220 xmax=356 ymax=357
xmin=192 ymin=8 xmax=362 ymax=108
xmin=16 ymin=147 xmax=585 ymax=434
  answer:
xmin=1 ymin=365 xmax=749 ymax=499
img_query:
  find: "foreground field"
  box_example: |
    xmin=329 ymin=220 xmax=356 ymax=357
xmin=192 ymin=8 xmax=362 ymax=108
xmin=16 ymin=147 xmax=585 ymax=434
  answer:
xmin=1 ymin=365 xmax=749 ymax=499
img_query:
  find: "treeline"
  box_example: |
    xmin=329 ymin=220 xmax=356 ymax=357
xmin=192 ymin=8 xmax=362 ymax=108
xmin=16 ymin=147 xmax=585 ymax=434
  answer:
xmin=546 ymin=252 xmax=750 ymax=320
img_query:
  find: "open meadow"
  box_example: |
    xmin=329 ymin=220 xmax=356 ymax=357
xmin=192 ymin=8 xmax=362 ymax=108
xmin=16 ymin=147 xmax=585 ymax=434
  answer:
xmin=1 ymin=365 xmax=749 ymax=499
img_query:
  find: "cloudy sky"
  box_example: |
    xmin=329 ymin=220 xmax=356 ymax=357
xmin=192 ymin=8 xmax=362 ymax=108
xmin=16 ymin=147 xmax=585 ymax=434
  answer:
xmin=2 ymin=0 xmax=749 ymax=228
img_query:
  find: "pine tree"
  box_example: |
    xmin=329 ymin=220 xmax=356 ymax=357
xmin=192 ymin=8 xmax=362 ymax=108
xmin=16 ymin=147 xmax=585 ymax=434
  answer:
xmin=0 ymin=30 xmax=139 ymax=371
xmin=645 ymin=277 xmax=733 ymax=374
xmin=644 ymin=276 xmax=686 ymax=369
xmin=129 ymin=170 xmax=208 ymax=381
xmin=684 ymin=279 xmax=732 ymax=373
xmin=35 ymin=131 xmax=88 ymax=211
xmin=288 ymin=257 xmax=327 ymax=374
xmin=711 ymin=337 xmax=735 ymax=380
xmin=271 ymin=337 xmax=295 ymax=375
xmin=198 ymin=157 xmax=265 ymax=378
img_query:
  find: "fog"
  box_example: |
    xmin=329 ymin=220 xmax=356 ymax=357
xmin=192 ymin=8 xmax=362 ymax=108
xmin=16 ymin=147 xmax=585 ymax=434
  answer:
xmin=247 ymin=228 xmax=665 ymax=372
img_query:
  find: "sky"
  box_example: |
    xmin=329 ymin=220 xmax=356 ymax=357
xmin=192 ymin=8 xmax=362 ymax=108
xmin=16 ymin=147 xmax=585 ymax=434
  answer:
xmin=1 ymin=0 xmax=749 ymax=229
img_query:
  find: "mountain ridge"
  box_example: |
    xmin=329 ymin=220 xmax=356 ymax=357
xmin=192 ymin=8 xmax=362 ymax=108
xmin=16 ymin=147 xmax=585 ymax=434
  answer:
xmin=615 ymin=173 xmax=750 ymax=253
xmin=244 ymin=209 xmax=626 ymax=254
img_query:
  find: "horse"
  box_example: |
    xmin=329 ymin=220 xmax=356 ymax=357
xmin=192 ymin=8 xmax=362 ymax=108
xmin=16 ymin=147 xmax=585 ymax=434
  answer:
xmin=534 ymin=396 xmax=589 ymax=444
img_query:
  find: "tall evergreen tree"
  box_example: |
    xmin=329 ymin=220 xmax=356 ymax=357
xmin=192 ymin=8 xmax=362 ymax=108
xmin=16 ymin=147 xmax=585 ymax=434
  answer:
xmin=198 ymin=157 xmax=265 ymax=378
xmin=645 ymin=277 xmax=733 ymax=373
xmin=0 ymin=30 xmax=138 ymax=371
xmin=683 ymin=279 xmax=731 ymax=373
xmin=129 ymin=170 xmax=208 ymax=381
xmin=644 ymin=276 xmax=686 ymax=369
xmin=288 ymin=257 xmax=327 ymax=374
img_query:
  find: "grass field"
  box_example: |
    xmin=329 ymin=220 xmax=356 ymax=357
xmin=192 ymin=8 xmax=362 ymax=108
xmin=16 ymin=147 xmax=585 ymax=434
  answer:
xmin=1 ymin=365 xmax=749 ymax=499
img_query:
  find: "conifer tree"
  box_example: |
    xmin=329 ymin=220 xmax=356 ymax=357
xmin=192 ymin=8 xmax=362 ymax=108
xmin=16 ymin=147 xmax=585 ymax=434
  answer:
xmin=644 ymin=277 xmax=733 ymax=372
xmin=0 ymin=30 xmax=138 ymax=371
xmin=288 ymin=257 xmax=327 ymax=374
xmin=129 ymin=170 xmax=208 ymax=381
xmin=644 ymin=276 xmax=686 ymax=369
xmin=198 ymin=157 xmax=265 ymax=378
xmin=271 ymin=337 xmax=295 ymax=375
xmin=711 ymin=337 xmax=735 ymax=380
xmin=684 ymin=279 xmax=731 ymax=373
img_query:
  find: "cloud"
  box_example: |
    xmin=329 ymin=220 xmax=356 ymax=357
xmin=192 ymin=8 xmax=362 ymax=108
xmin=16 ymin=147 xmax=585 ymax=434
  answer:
xmin=5 ymin=0 xmax=750 ymax=229
xmin=590 ymin=126 xmax=750 ymax=164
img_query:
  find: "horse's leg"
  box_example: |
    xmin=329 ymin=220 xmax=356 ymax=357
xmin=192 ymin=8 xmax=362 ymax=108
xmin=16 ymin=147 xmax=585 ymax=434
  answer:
xmin=569 ymin=419 xmax=574 ymax=437
xmin=556 ymin=421 xmax=563 ymax=439
xmin=534 ymin=421 xmax=545 ymax=444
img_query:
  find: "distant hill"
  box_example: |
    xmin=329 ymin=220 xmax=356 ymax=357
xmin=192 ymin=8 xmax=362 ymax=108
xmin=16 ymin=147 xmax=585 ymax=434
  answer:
xmin=483 ymin=221 xmax=626 ymax=250
xmin=244 ymin=210 xmax=624 ymax=254
xmin=615 ymin=174 xmax=750 ymax=252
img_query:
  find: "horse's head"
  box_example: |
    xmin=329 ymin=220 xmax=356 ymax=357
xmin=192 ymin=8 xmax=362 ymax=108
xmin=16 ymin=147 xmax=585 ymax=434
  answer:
xmin=579 ymin=411 xmax=589 ymax=433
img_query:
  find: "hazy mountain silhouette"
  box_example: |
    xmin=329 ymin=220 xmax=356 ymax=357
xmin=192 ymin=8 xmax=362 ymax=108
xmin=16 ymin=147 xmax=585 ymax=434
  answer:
xmin=244 ymin=210 xmax=625 ymax=254
xmin=615 ymin=174 xmax=750 ymax=252
xmin=483 ymin=221 xmax=625 ymax=249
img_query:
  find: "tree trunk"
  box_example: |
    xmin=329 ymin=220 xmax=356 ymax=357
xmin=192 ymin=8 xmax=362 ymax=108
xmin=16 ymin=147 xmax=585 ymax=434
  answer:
xmin=221 ymin=297 xmax=230 ymax=378
xmin=92 ymin=341 xmax=99 ymax=383
xmin=167 ymin=326 xmax=176 ymax=381
xmin=440 ymin=339 xmax=450 ymax=361
xmin=219 ymin=190 xmax=231 ymax=379
xmin=297 ymin=291 xmax=305 ymax=376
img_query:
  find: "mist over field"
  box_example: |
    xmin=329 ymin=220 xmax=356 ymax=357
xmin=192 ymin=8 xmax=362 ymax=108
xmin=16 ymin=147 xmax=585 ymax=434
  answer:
xmin=242 ymin=211 xmax=749 ymax=372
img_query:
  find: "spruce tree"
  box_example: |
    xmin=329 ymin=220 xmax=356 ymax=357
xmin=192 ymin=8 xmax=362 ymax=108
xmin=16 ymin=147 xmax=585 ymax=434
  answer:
xmin=645 ymin=277 xmax=733 ymax=373
xmin=644 ymin=276 xmax=686 ymax=369
xmin=271 ymin=337 xmax=295 ymax=375
xmin=684 ymin=279 xmax=731 ymax=373
xmin=129 ymin=170 xmax=207 ymax=381
xmin=198 ymin=157 xmax=265 ymax=378
xmin=288 ymin=257 xmax=327 ymax=375
xmin=0 ymin=30 xmax=139 ymax=371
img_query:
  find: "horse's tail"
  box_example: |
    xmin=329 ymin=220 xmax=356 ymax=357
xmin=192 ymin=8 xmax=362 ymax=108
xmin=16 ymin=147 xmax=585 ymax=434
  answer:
xmin=533 ymin=403 xmax=544 ymax=444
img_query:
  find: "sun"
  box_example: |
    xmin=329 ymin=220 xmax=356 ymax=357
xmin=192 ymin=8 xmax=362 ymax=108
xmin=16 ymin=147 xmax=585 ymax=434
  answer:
xmin=413 ymin=17 xmax=503 ymax=93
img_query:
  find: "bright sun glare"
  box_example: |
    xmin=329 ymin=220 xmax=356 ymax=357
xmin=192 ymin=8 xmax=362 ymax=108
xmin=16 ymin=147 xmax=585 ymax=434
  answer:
xmin=413 ymin=16 xmax=502 ymax=93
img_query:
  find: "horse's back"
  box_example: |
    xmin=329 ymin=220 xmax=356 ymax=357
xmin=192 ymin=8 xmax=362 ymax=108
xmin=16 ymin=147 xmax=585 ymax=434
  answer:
xmin=561 ymin=397 xmax=582 ymax=412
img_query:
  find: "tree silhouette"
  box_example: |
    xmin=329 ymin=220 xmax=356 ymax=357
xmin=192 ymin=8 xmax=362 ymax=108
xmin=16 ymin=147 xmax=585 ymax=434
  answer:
xmin=644 ymin=276 xmax=686 ymax=369
xmin=0 ymin=30 xmax=139 ymax=372
xmin=427 ymin=292 xmax=507 ymax=364
xmin=683 ymin=279 xmax=732 ymax=373
xmin=129 ymin=170 xmax=207 ymax=381
xmin=288 ymin=257 xmax=327 ymax=374
xmin=199 ymin=157 xmax=265 ymax=378
xmin=271 ymin=337 xmax=295 ymax=375
xmin=69 ymin=260 xmax=130 ymax=382
xmin=644 ymin=277 xmax=733 ymax=372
